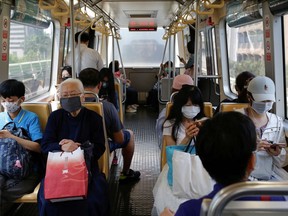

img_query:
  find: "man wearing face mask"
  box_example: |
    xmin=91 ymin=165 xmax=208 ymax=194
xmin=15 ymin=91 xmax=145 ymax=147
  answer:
xmin=38 ymin=78 xmax=109 ymax=216
xmin=236 ymin=76 xmax=288 ymax=181
xmin=0 ymin=79 xmax=42 ymax=212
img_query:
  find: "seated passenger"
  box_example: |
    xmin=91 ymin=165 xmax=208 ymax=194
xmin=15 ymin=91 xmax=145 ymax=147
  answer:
xmin=156 ymin=74 xmax=194 ymax=147
xmin=61 ymin=65 xmax=72 ymax=81
xmin=161 ymin=112 xmax=284 ymax=216
xmin=237 ymin=76 xmax=288 ymax=181
xmin=99 ymin=67 xmax=119 ymax=111
xmin=153 ymin=85 xmax=206 ymax=213
xmin=0 ymin=79 xmax=42 ymax=208
xmin=147 ymin=61 xmax=174 ymax=111
xmin=163 ymin=85 xmax=206 ymax=146
xmin=79 ymin=68 xmax=141 ymax=183
xmin=214 ymin=71 xmax=255 ymax=114
xmin=37 ymin=79 xmax=109 ymax=216
xmin=109 ymin=60 xmax=139 ymax=113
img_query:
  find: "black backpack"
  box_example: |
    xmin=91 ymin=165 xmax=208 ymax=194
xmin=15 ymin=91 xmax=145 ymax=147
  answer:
xmin=0 ymin=122 xmax=32 ymax=179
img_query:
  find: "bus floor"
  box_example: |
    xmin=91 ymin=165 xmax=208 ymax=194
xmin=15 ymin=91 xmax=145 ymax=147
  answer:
xmin=7 ymin=106 xmax=160 ymax=216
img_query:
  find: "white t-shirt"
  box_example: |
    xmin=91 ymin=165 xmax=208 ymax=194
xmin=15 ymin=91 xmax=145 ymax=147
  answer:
xmin=163 ymin=119 xmax=186 ymax=145
xmin=65 ymin=44 xmax=104 ymax=75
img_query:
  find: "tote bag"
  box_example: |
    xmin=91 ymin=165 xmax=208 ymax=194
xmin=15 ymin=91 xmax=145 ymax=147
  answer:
xmin=44 ymin=147 xmax=88 ymax=202
xmin=172 ymin=150 xmax=214 ymax=199
xmin=166 ymin=144 xmax=195 ymax=186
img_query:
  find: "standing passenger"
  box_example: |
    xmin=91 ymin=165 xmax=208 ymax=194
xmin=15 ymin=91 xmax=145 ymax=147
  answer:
xmin=65 ymin=31 xmax=103 ymax=75
xmin=0 ymin=79 xmax=42 ymax=211
xmin=37 ymin=79 xmax=109 ymax=216
xmin=79 ymin=68 xmax=141 ymax=183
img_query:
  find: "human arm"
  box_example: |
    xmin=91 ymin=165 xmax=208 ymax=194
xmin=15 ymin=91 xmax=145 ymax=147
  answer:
xmin=0 ymin=130 xmax=41 ymax=152
xmin=160 ymin=208 xmax=175 ymax=216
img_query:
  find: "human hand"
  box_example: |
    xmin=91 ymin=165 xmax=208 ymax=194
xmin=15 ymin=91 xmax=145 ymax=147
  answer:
xmin=185 ymin=122 xmax=199 ymax=138
xmin=59 ymin=139 xmax=80 ymax=152
xmin=266 ymin=144 xmax=282 ymax=156
xmin=256 ymin=139 xmax=272 ymax=151
xmin=0 ymin=130 xmax=13 ymax=139
xmin=160 ymin=208 xmax=175 ymax=216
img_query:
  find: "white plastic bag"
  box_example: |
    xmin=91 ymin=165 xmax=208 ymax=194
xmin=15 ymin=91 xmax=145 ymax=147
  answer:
xmin=172 ymin=150 xmax=214 ymax=199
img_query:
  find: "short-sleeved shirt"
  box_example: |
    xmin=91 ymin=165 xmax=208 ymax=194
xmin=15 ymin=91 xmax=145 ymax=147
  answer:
xmin=163 ymin=120 xmax=186 ymax=145
xmin=0 ymin=109 xmax=42 ymax=141
xmin=65 ymin=44 xmax=103 ymax=74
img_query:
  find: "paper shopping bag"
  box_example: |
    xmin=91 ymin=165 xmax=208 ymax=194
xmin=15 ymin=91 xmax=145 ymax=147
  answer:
xmin=172 ymin=150 xmax=214 ymax=199
xmin=44 ymin=147 xmax=88 ymax=202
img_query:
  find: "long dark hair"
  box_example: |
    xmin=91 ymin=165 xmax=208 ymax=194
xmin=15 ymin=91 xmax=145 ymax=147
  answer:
xmin=163 ymin=85 xmax=205 ymax=142
xmin=99 ymin=68 xmax=118 ymax=109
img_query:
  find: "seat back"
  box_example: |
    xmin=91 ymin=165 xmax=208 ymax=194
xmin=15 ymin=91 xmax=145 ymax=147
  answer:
xmin=220 ymin=103 xmax=249 ymax=112
xmin=21 ymin=102 xmax=52 ymax=132
xmin=160 ymin=101 xmax=213 ymax=170
xmin=82 ymin=102 xmax=110 ymax=179
xmin=200 ymin=181 xmax=288 ymax=216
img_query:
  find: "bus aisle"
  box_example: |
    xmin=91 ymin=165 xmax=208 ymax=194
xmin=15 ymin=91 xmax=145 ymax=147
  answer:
xmin=109 ymin=106 xmax=160 ymax=216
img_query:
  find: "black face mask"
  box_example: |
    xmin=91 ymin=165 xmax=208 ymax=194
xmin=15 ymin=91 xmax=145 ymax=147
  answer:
xmin=60 ymin=96 xmax=82 ymax=112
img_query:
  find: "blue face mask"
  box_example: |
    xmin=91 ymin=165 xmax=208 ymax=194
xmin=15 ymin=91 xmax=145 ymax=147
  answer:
xmin=251 ymin=101 xmax=274 ymax=114
xmin=60 ymin=96 xmax=82 ymax=112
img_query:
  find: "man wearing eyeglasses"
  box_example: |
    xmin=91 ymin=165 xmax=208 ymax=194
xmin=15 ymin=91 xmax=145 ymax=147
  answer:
xmin=38 ymin=78 xmax=109 ymax=216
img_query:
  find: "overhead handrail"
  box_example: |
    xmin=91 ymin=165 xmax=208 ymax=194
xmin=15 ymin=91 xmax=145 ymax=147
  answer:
xmin=196 ymin=2 xmax=215 ymax=15
xmin=39 ymin=0 xmax=58 ymax=10
xmin=182 ymin=9 xmax=197 ymax=24
xmin=51 ymin=0 xmax=69 ymax=17
xmin=204 ymin=0 xmax=224 ymax=9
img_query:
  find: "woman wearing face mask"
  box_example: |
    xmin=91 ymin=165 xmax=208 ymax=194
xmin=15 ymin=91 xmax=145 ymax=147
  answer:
xmin=162 ymin=85 xmax=206 ymax=146
xmin=236 ymin=76 xmax=288 ymax=181
xmin=152 ymin=85 xmax=207 ymax=215
xmin=0 ymin=79 xmax=42 ymax=212
xmin=38 ymin=78 xmax=109 ymax=216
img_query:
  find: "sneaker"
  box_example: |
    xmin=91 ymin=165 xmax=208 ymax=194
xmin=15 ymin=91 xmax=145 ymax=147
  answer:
xmin=131 ymin=105 xmax=138 ymax=110
xmin=126 ymin=107 xmax=137 ymax=113
xmin=119 ymin=169 xmax=141 ymax=183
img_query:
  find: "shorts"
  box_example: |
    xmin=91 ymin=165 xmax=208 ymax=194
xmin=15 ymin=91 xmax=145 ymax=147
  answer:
xmin=109 ymin=129 xmax=131 ymax=152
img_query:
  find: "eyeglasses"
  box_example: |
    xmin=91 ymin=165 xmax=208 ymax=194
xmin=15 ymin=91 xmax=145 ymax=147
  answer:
xmin=60 ymin=92 xmax=82 ymax=98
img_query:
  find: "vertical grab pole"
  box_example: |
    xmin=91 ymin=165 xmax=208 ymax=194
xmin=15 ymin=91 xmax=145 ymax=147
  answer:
xmin=115 ymin=30 xmax=127 ymax=103
xmin=158 ymin=38 xmax=169 ymax=103
xmin=69 ymin=0 xmax=76 ymax=78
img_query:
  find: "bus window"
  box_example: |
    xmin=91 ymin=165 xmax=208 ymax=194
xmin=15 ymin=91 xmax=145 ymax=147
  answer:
xmin=109 ymin=28 xmax=180 ymax=68
xmin=9 ymin=22 xmax=54 ymax=100
xmin=226 ymin=21 xmax=265 ymax=94
xmin=284 ymin=14 xmax=288 ymax=118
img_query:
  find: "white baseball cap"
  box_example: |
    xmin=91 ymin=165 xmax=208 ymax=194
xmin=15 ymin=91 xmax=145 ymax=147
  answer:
xmin=247 ymin=76 xmax=275 ymax=102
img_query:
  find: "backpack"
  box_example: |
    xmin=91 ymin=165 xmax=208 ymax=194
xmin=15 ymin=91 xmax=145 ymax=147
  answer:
xmin=0 ymin=122 xmax=32 ymax=179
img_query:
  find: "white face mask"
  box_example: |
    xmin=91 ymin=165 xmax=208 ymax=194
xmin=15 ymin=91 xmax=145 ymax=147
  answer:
xmin=1 ymin=99 xmax=21 ymax=113
xmin=251 ymin=101 xmax=274 ymax=114
xmin=181 ymin=105 xmax=200 ymax=119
